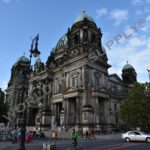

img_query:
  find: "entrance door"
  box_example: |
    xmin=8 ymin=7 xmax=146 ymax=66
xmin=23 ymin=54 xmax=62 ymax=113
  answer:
xmin=98 ymin=98 xmax=105 ymax=124
xmin=28 ymin=108 xmax=38 ymax=126
xmin=56 ymin=102 xmax=62 ymax=126
xmin=68 ymin=98 xmax=76 ymax=126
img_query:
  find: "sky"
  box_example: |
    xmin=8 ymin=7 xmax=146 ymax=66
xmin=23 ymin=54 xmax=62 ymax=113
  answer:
xmin=0 ymin=0 xmax=150 ymax=90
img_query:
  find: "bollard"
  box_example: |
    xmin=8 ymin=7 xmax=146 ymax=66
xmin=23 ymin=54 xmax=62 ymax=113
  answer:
xmin=47 ymin=143 xmax=56 ymax=150
xmin=43 ymin=143 xmax=56 ymax=150
xmin=43 ymin=143 xmax=47 ymax=150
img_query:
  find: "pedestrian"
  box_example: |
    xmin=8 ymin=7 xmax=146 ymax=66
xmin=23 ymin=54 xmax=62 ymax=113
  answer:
xmin=11 ymin=128 xmax=18 ymax=144
xmin=17 ymin=128 xmax=21 ymax=143
xmin=91 ymin=130 xmax=96 ymax=140
xmin=88 ymin=130 xmax=91 ymax=139
xmin=71 ymin=129 xmax=78 ymax=149
xmin=85 ymin=130 xmax=88 ymax=140
xmin=51 ymin=130 xmax=57 ymax=140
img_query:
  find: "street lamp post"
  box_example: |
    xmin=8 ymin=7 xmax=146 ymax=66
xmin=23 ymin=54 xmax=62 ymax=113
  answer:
xmin=18 ymin=34 xmax=41 ymax=150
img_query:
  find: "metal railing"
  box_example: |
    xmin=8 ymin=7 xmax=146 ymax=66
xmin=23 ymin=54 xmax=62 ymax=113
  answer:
xmin=0 ymin=132 xmax=12 ymax=141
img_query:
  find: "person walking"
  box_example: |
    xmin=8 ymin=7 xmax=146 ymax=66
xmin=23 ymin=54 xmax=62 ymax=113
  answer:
xmin=91 ymin=130 xmax=96 ymax=140
xmin=71 ymin=129 xmax=78 ymax=149
xmin=11 ymin=128 xmax=18 ymax=144
xmin=85 ymin=130 xmax=89 ymax=140
xmin=88 ymin=130 xmax=91 ymax=140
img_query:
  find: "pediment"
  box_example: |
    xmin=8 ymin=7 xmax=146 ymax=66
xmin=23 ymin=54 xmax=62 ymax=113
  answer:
xmin=109 ymin=74 xmax=123 ymax=83
xmin=64 ymin=87 xmax=77 ymax=93
xmin=99 ymin=87 xmax=107 ymax=93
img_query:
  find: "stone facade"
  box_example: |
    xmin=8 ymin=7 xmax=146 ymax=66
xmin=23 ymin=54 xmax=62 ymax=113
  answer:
xmin=5 ymin=12 xmax=136 ymax=132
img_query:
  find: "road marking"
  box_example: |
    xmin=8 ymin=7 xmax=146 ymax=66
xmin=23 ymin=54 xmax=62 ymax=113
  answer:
xmin=89 ymin=143 xmax=142 ymax=150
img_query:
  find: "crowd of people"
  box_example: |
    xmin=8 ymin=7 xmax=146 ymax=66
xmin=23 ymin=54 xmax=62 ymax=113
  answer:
xmin=1 ymin=126 xmax=97 ymax=148
xmin=85 ymin=130 xmax=96 ymax=140
xmin=9 ymin=128 xmax=36 ymax=144
xmin=0 ymin=126 xmax=47 ymax=144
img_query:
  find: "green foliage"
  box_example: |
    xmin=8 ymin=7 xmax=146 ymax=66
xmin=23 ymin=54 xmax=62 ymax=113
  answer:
xmin=120 ymin=82 xmax=150 ymax=129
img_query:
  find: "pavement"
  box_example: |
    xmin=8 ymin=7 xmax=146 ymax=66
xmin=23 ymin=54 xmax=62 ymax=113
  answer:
xmin=0 ymin=132 xmax=121 ymax=150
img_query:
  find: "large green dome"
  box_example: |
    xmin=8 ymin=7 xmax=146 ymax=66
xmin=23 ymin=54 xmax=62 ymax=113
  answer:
xmin=122 ymin=63 xmax=134 ymax=71
xmin=73 ymin=10 xmax=95 ymax=25
xmin=16 ymin=56 xmax=30 ymax=63
xmin=55 ymin=34 xmax=68 ymax=52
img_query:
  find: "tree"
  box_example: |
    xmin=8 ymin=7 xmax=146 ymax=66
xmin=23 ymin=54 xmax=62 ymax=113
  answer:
xmin=120 ymin=82 xmax=150 ymax=130
xmin=0 ymin=88 xmax=8 ymax=122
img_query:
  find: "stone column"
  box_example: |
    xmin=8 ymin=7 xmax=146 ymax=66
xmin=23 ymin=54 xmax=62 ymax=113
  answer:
xmin=88 ymin=30 xmax=91 ymax=42
xmin=95 ymin=97 xmax=99 ymax=124
xmin=26 ymin=107 xmax=30 ymax=126
xmin=64 ymin=99 xmax=69 ymax=127
xmin=76 ymin=97 xmax=80 ymax=125
xmin=68 ymin=72 xmax=70 ymax=87
xmin=53 ymin=103 xmax=56 ymax=124
xmin=79 ymin=68 xmax=82 ymax=87
xmin=82 ymin=67 xmax=85 ymax=87
xmin=80 ymin=29 xmax=83 ymax=42
xmin=66 ymin=73 xmax=68 ymax=88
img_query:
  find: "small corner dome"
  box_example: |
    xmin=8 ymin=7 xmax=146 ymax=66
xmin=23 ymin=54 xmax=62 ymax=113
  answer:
xmin=122 ymin=63 xmax=135 ymax=71
xmin=73 ymin=10 xmax=95 ymax=25
xmin=55 ymin=34 xmax=68 ymax=52
xmin=16 ymin=56 xmax=30 ymax=63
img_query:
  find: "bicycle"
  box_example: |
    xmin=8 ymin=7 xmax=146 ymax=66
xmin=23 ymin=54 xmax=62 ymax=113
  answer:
xmin=71 ymin=139 xmax=77 ymax=150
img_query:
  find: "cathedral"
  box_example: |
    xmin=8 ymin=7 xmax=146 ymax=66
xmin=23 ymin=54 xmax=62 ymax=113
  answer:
xmin=6 ymin=11 xmax=137 ymax=132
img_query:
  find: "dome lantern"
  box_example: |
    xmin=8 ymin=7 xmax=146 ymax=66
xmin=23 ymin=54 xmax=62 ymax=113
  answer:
xmin=73 ymin=10 xmax=95 ymax=25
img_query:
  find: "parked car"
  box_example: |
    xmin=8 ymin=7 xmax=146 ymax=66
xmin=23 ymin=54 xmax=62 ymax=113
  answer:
xmin=122 ymin=131 xmax=150 ymax=142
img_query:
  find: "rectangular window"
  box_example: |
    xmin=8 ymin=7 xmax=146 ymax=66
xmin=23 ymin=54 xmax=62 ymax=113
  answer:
xmin=72 ymin=77 xmax=78 ymax=87
xmin=95 ymin=76 xmax=100 ymax=86
xmin=112 ymin=85 xmax=117 ymax=94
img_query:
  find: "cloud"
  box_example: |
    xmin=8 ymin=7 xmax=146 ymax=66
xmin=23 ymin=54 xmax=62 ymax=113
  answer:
xmin=1 ymin=0 xmax=22 ymax=4
xmin=132 ymin=0 xmax=150 ymax=5
xmin=128 ymin=37 xmax=146 ymax=47
xmin=1 ymin=0 xmax=12 ymax=3
xmin=131 ymin=0 xmax=142 ymax=5
xmin=96 ymin=8 xmax=108 ymax=18
xmin=110 ymin=9 xmax=128 ymax=25
xmin=139 ymin=15 xmax=150 ymax=31
xmin=107 ymin=36 xmax=150 ymax=83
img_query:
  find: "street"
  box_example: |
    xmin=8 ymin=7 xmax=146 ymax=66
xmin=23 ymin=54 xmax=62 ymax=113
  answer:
xmin=1 ymin=134 xmax=150 ymax=150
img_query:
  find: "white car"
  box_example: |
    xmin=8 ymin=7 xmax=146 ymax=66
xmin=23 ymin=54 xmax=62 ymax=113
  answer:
xmin=122 ymin=131 xmax=150 ymax=142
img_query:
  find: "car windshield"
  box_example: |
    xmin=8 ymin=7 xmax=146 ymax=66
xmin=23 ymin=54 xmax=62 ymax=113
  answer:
xmin=140 ymin=131 xmax=146 ymax=135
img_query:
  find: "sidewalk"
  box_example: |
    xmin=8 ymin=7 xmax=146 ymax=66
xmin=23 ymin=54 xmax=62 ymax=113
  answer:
xmin=0 ymin=133 xmax=122 ymax=150
xmin=44 ymin=130 xmax=121 ymax=140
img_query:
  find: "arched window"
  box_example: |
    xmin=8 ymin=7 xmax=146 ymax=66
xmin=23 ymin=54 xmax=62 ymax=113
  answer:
xmin=91 ymin=34 xmax=96 ymax=43
xmin=74 ymin=33 xmax=79 ymax=45
xmin=58 ymin=84 xmax=62 ymax=93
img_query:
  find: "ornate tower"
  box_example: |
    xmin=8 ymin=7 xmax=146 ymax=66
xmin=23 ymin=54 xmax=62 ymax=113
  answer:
xmin=122 ymin=62 xmax=137 ymax=84
xmin=6 ymin=55 xmax=30 ymax=126
xmin=46 ymin=10 xmax=111 ymax=130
